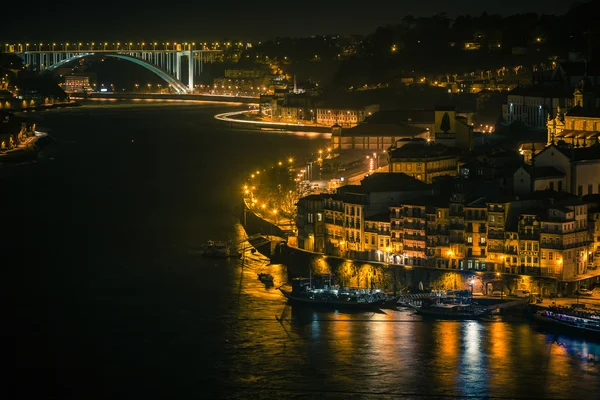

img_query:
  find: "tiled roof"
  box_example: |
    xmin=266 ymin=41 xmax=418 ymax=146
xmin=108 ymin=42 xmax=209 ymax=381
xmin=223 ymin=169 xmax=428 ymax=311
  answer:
xmin=533 ymin=166 xmax=565 ymax=179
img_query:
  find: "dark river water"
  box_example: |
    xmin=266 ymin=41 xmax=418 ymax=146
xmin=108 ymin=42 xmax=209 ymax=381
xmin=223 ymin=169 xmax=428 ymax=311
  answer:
xmin=5 ymin=101 xmax=600 ymax=399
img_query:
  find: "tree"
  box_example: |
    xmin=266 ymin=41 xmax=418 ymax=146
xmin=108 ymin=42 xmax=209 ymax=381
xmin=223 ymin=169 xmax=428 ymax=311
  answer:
xmin=278 ymin=190 xmax=299 ymax=220
xmin=440 ymin=112 xmax=451 ymax=133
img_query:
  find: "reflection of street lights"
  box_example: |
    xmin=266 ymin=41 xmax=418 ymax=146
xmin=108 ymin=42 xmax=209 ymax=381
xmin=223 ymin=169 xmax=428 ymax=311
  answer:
xmin=470 ymin=277 xmax=475 ymax=299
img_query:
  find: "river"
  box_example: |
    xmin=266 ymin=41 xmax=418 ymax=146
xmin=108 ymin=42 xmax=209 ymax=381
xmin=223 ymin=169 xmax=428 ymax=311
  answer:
xmin=5 ymin=101 xmax=600 ymax=399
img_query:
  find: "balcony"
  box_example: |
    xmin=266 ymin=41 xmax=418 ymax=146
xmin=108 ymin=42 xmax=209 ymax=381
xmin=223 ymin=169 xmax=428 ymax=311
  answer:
xmin=487 ymin=245 xmax=504 ymax=253
xmin=404 ymin=222 xmax=426 ymax=230
xmin=449 ymin=236 xmax=465 ymax=243
xmin=449 ymin=223 xmax=465 ymax=230
xmin=488 ymin=231 xmax=504 ymax=240
xmin=541 ymin=242 xmax=588 ymax=250
xmin=404 ymin=234 xmax=426 ymax=241
xmin=465 ymin=215 xmax=487 ymax=221
xmin=449 ymin=209 xmax=464 ymax=217
xmin=519 ymin=233 xmax=540 ymax=240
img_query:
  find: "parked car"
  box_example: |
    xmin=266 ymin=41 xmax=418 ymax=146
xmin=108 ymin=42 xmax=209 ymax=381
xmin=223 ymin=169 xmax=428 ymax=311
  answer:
xmin=513 ymin=289 xmax=531 ymax=298
xmin=491 ymin=291 xmax=504 ymax=297
xmin=576 ymin=288 xmax=593 ymax=296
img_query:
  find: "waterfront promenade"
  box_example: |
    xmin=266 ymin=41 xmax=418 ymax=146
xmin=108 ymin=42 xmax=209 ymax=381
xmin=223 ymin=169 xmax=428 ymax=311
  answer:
xmin=215 ymin=109 xmax=331 ymax=132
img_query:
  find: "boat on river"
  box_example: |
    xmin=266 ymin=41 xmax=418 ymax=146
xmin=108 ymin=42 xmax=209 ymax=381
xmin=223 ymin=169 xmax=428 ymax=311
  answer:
xmin=279 ymin=277 xmax=397 ymax=310
xmin=533 ymin=306 xmax=600 ymax=339
xmin=409 ymin=297 xmax=491 ymax=319
xmin=258 ymin=273 xmax=274 ymax=285
xmin=202 ymin=240 xmax=241 ymax=258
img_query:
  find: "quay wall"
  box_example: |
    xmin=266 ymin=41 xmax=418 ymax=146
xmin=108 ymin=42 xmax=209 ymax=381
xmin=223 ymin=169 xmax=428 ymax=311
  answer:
xmin=239 ymin=202 xmax=559 ymax=295
xmin=240 ymin=202 xmax=285 ymax=258
xmin=277 ymin=245 xmax=558 ymax=295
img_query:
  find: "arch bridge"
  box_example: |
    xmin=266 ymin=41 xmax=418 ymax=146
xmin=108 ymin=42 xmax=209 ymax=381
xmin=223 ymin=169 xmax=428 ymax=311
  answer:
xmin=5 ymin=43 xmax=223 ymax=94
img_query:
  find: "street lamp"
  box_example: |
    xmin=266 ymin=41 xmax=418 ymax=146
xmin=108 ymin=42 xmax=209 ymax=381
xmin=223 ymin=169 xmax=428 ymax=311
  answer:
xmin=496 ymin=272 xmax=503 ymax=299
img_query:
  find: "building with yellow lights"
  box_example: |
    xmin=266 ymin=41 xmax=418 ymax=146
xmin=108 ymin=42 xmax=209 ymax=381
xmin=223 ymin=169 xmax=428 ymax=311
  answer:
xmin=0 ymin=111 xmax=35 ymax=151
xmin=316 ymin=104 xmax=379 ymax=128
xmin=546 ymin=79 xmax=600 ymax=145
xmin=294 ymin=169 xmax=599 ymax=294
xmin=387 ymin=141 xmax=461 ymax=184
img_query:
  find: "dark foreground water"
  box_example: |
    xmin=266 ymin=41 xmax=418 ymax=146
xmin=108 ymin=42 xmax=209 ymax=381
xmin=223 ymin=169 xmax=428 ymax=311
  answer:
xmin=5 ymin=102 xmax=600 ymax=399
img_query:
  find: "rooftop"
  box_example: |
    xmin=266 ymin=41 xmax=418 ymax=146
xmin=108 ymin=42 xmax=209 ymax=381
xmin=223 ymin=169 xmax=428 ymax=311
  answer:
xmin=566 ymin=105 xmax=600 ymax=118
xmin=341 ymin=121 xmax=427 ymax=138
xmin=363 ymin=109 xmax=434 ymax=125
xmin=359 ymin=172 xmax=431 ymax=192
xmin=365 ymin=211 xmax=390 ymax=222
xmin=534 ymin=166 xmax=565 ymax=179
xmin=389 ymin=142 xmax=462 ymax=159
xmin=508 ymin=85 xmax=573 ymax=99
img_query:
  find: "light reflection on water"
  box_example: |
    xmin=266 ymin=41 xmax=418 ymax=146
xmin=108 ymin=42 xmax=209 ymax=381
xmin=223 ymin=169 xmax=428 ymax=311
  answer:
xmin=8 ymin=103 xmax=600 ymax=399
xmin=223 ymin=240 xmax=600 ymax=399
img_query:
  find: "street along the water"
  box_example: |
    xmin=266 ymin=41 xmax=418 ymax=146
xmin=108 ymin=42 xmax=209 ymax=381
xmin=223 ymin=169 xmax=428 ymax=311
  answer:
xmin=5 ymin=101 xmax=600 ymax=399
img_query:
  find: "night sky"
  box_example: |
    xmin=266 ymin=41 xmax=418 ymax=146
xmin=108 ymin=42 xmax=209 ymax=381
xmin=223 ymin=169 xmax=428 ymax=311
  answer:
xmin=2 ymin=0 xmax=579 ymax=42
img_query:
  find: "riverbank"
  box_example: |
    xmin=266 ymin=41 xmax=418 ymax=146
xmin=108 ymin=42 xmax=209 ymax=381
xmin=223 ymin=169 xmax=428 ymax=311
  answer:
xmin=3 ymin=101 xmax=80 ymax=113
xmin=71 ymin=92 xmax=259 ymax=104
xmin=215 ymin=110 xmax=332 ymax=133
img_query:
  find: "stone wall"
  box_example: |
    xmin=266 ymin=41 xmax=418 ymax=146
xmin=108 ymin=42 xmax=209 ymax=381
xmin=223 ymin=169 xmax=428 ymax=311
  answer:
xmin=281 ymin=245 xmax=561 ymax=295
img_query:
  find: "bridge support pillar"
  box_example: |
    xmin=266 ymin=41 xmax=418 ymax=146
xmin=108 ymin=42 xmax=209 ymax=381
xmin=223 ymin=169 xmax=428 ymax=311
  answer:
xmin=175 ymin=52 xmax=181 ymax=81
xmin=188 ymin=49 xmax=193 ymax=93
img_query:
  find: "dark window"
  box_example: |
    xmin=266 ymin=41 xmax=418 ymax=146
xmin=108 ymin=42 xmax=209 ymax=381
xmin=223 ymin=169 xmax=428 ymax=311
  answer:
xmin=589 ymin=184 xmax=593 ymax=195
xmin=558 ymin=181 xmax=563 ymax=191
xmin=578 ymin=186 xmax=583 ymax=196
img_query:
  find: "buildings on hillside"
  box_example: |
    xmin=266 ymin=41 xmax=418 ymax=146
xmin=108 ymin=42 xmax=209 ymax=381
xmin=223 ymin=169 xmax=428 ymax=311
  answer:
xmin=212 ymin=68 xmax=284 ymax=97
xmin=387 ymin=141 xmax=461 ymax=184
xmin=329 ymin=107 xmax=475 ymax=151
xmin=0 ymin=111 xmax=36 ymax=151
xmin=502 ymin=86 xmax=573 ymax=128
xmin=296 ymin=165 xmax=600 ymax=294
xmin=316 ymin=104 xmax=380 ymax=127
xmin=513 ymin=143 xmax=600 ymax=197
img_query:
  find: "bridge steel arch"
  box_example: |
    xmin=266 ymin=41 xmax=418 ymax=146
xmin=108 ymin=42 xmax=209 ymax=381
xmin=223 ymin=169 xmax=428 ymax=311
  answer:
xmin=44 ymin=52 xmax=189 ymax=94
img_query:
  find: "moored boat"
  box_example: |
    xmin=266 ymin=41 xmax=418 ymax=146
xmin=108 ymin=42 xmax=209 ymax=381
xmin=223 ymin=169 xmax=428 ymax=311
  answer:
xmin=202 ymin=240 xmax=241 ymax=258
xmin=532 ymin=306 xmax=600 ymax=339
xmin=408 ymin=297 xmax=491 ymax=319
xmin=279 ymin=277 xmax=395 ymax=310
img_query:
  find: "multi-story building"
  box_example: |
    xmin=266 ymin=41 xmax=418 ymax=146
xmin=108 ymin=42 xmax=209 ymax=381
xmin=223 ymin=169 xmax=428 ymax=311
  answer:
xmin=323 ymin=195 xmax=345 ymax=256
xmin=330 ymin=121 xmax=428 ymax=151
xmin=294 ymin=171 xmax=599 ymax=293
xmin=515 ymin=143 xmax=600 ymax=196
xmin=212 ymin=68 xmax=277 ymax=97
xmin=584 ymin=195 xmax=600 ymax=269
xmin=316 ymin=104 xmax=380 ymax=127
xmin=540 ymin=199 xmax=589 ymax=280
xmin=486 ymin=200 xmax=509 ymax=272
xmin=464 ymin=198 xmax=488 ymax=271
xmin=295 ymin=194 xmax=325 ymax=253
xmin=502 ymin=86 xmax=573 ymax=128
xmin=63 ymin=74 xmax=92 ymax=93
xmin=516 ymin=212 xmax=542 ymax=275
xmin=320 ymin=173 xmax=433 ymax=258
xmin=429 ymin=202 xmax=451 ymax=269
xmin=363 ymin=212 xmax=391 ymax=262
xmin=388 ymin=141 xmax=460 ymax=184
xmin=546 ymin=79 xmax=600 ymax=145
xmin=400 ymin=202 xmax=427 ymax=266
